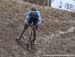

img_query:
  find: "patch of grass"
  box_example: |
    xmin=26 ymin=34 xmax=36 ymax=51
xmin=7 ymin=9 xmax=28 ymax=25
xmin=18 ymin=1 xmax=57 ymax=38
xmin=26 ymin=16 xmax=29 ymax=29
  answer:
xmin=0 ymin=0 xmax=23 ymax=13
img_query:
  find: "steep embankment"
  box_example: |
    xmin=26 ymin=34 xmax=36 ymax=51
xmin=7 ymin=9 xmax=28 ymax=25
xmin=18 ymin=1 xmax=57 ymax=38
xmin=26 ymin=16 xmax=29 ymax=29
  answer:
xmin=0 ymin=0 xmax=75 ymax=57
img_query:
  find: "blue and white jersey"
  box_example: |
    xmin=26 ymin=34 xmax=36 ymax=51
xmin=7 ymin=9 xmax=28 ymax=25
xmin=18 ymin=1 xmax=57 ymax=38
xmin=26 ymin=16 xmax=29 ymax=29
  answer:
xmin=24 ymin=10 xmax=42 ymax=25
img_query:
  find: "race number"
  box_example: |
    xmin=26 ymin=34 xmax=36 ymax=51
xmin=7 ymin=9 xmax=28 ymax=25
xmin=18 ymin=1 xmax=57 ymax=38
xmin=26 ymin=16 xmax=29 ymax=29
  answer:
xmin=51 ymin=0 xmax=75 ymax=12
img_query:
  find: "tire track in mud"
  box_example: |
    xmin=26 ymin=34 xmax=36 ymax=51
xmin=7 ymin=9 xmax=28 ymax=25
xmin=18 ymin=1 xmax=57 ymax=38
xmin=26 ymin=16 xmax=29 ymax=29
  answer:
xmin=36 ymin=26 xmax=75 ymax=57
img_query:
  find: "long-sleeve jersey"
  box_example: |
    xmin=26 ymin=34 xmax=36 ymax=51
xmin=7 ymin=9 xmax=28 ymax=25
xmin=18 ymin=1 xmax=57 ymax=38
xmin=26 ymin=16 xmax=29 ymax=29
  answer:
xmin=24 ymin=10 xmax=42 ymax=25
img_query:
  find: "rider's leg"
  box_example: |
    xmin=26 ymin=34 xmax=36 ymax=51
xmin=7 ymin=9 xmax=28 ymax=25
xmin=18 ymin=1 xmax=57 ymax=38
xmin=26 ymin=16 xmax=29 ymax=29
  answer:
xmin=16 ymin=24 xmax=29 ymax=40
xmin=16 ymin=18 xmax=32 ymax=40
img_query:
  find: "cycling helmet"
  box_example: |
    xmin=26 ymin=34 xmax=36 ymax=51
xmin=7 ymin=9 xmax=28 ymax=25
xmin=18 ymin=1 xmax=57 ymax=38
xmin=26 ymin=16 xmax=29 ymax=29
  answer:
xmin=31 ymin=7 xmax=37 ymax=11
xmin=30 ymin=7 xmax=37 ymax=15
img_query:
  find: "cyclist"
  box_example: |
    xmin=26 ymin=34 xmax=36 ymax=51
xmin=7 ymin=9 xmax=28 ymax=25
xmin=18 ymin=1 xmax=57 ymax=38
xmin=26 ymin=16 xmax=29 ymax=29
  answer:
xmin=16 ymin=7 xmax=42 ymax=43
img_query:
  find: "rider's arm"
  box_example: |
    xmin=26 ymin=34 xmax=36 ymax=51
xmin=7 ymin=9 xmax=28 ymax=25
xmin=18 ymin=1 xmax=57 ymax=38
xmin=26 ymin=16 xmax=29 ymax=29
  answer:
xmin=36 ymin=11 xmax=42 ymax=25
xmin=24 ymin=10 xmax=31 ymax=24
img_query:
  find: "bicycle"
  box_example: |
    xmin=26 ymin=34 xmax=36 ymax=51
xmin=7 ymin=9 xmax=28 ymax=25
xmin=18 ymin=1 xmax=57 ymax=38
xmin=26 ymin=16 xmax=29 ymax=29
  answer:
xmin=16 ymin=24 xmax=36 ymax=50
xmin=27 ymin=24 xmax=36 ymax=50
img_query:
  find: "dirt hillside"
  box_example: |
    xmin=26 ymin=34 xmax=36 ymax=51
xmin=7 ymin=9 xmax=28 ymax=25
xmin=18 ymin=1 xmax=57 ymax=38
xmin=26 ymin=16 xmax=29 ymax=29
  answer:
xmin=0 ymin=0 xmax=75 ymax=57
